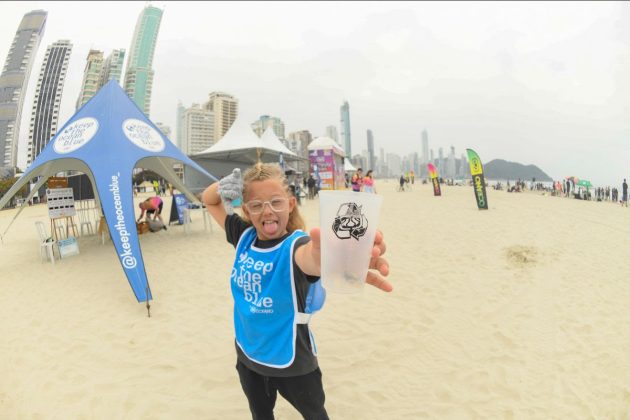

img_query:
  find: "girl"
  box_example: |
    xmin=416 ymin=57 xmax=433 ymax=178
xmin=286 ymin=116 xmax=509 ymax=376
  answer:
xmin=363 ymin=170 xmax=376 ymax=194
xmin=202 ymin=163 xmax=391 ymax=420
xmin=350 ymin=168 xmax=363 ymax=192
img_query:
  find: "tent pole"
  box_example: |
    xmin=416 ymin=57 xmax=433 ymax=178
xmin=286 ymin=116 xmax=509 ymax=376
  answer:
xmin=146 ymin=286 xmax=151 ymax=318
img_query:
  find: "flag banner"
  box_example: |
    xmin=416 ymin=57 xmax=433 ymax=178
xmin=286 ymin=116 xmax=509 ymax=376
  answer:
xmin=427 ymin=163 xmax=441 ymax=196
xmin=466 ymin=148 xmax=489 ymax=210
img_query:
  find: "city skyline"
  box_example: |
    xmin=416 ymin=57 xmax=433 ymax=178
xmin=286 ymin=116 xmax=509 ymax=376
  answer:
xmin=0 ymin=2 xmax=629 ymax=185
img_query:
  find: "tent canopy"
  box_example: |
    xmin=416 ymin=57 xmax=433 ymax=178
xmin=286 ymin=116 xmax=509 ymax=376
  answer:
xmin=344 ymin=159 xmax=357 ymax=172
xmin=307 ymin=136 xmax=345 ymax=156
xmin=192 ymin=114 xmax=298 ymax=164
xmin=0 ymin=80 xmax=216 ymax=304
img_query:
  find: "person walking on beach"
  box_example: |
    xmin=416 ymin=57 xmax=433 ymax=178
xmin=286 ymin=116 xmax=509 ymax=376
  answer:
xmin=307 ymin=174 xmax=316 ymax=200
xmin=351 ymin=168 xmax=363 ymax=192
xmin=137 ymin=196 xmax=166 ymax=228
xmin=202 ymin=163 xmax=391 ymax=420
xmin=398 ymin=174 xmax=405 ymax=192
xmin=622 ymin=179 xmax=628 ymax=207
xmin=363 ymin=170 xmax=376 ymax=193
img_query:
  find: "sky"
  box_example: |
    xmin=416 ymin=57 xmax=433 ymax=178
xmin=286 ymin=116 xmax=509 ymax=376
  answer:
xmin=1 ymin=1 xmax=630 ymax=186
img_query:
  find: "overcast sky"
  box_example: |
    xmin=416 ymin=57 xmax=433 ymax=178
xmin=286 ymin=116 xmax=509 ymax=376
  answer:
xmin=2 ymin=1 xmax=630 ymax=186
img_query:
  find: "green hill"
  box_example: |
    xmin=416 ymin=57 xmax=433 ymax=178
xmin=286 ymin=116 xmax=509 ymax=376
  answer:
xmin=484 ymin=159 xmax=552 ymax=181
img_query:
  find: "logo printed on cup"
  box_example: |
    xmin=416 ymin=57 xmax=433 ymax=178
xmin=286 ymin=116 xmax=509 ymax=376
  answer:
xmin=122 ymin=119 xmax=165 ymax=152
xmin=332 ymin=202 xmax=368 ymax=240
xmin=53 ymin=117 xmax=99 ymax=154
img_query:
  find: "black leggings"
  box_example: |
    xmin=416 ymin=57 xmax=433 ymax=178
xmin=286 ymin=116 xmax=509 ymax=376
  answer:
xmin=236 ymin=360 xmax=329 ymax=420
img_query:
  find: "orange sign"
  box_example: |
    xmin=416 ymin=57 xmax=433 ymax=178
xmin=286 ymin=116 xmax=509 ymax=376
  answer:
xmin=47 ymin=177 xmax=68 ymax=189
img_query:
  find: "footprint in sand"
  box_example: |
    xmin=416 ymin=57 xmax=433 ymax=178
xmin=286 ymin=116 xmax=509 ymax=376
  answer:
xmin=505 ymin=246 xmax=538 ymax=268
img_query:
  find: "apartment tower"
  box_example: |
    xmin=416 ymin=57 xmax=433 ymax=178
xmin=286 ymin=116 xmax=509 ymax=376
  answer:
xmin=340 ymin=100 xmax=351 ymax=158
xmin=27 ymin=40 xmax=73 ymax=166
xmin=0 ymin=10 xmax=47 ymax=174
xmin=204 ymin=91 xmax=238 ymax=143
xmin=123 ymin=5 xmax=163 ymax=116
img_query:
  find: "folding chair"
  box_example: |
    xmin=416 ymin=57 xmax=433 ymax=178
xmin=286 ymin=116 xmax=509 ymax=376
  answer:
xmin=35 ymin=221 xmax=56 ymax=265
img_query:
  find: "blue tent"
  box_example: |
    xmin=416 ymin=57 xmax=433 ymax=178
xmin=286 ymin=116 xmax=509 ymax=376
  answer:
xmin=0 ymin=81 xmax=216 ymax=306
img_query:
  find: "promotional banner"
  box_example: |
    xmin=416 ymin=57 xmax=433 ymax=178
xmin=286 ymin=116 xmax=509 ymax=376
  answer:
xmin=309 ymin=149 xmax=335 ymax=190
xmin=172 ymin=193 xmax=190 ymax=224
xmin=427 ymin=163 xmax=441 ymax=196
xmin=466 ymin=148 xmax=488 ymax=210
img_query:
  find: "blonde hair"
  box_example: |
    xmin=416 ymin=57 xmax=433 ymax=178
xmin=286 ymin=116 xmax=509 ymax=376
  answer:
xmin=242 ymin=162 xmax=305 ymax=232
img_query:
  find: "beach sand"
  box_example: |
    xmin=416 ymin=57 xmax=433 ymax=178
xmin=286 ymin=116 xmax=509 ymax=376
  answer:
xmin=0 ymin=183 xmax=629 ymax=419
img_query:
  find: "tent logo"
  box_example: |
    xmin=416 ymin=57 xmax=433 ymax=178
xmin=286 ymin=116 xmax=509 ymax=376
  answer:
xmin=332 ymin=202 xmax=368 ymax=241
xmin=122 ymin=119 xmax=165 ymax=152
xmin=53 ymin=117 xmax=99 ymax=154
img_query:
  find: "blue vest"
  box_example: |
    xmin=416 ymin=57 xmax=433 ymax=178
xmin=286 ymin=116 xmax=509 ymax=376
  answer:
xmin=231 ymin=227 xmax=325 ymax=368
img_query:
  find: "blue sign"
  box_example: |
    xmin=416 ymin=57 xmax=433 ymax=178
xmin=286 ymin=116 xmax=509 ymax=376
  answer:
xmin=174 ymin=193 xmax=189 ymax=224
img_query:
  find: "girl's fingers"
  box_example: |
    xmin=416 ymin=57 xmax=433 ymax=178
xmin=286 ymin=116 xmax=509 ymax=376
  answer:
xmin=366 ymin=271 xmax=393 ymax=292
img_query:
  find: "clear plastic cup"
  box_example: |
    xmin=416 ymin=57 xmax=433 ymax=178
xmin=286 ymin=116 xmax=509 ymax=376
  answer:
xmin=319 ymin=190 xmax=383 ymax=293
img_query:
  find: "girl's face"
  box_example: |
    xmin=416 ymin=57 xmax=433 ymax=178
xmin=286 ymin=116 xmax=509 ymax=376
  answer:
xmin=242 ymin=179 xmax=296 ymax=241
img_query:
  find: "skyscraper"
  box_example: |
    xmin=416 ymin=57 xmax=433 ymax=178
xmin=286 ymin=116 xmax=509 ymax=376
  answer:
xmin=76 ymin=50 xmax=104 ymax=109
xmin=204 ymin=91 xmax=238 ymax=143
xmin=287 ymin=130 xmax=312 ymax=173
xmin=325 ymin=125 xmax=338 ymax=143
xmin=27 ymin=40 xmax=72 ymax=166
xmin=366 ymin=129 xmax=375 ymax=171
xmin=181 ymin=103 xmax=214 ymax=155
xmin=340 ymin=100 xmax=351 ymax=157
xmin=251 ymin=115 xmax=284 ymax=139
xmin=76 ymin=48 xmax=125 ymax=110
xmin=0 ymin=10 xmax=47 ymax=175
xmin=176 ymin=100 xmax=185 ymax=149
xmin=154 ymin=122 xmax=171 ymax=140
xmin=124 ymin=5 xmax=163 ymax=116
xmin=100 ymin=49 xmax=125 ymax=86
xmin=421 ymin=130 xmax=429 ymax=176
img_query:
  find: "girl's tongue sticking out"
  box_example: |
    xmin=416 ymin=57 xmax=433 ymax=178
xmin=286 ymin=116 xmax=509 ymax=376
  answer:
xmin=262 ymin=220 xmax=279 ymax=235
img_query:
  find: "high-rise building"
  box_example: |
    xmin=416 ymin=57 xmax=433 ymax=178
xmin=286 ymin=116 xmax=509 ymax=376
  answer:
xmin=386 ymin=153 xmax=402 ymax=176
xmin=176 ymin=100 xmax=185 ymax=149
xmin=77 ymin=48 xmax=125 ymax=110
xmin=100 ymin=48 xmax=125 ymax=86
xmin=154 ymin=122 xmax=171 ymax=140
xmin=325 ymin=125 xmax=338 ymax=143
xmin=251 ymin=115 xmax=285 ymax=139
xmin=204 ymin=91 xmax=238 ymax=143
xmin=27 ymin=40 xmax=72 ymax=166
xmin=366 ymin=129 xmax=375 ymax=171
xmin=76 ymin=50 xmax=104 ymax=109
xmin=459 ymin=153 xmax=468 ymax=178
xmin=0 ymin=10 xmax=47 ymax=175
xmin=181 ymin=103 xmax=214 ymax=155
xmin=340 ymin=100 xmax=351 ymax=157
xmin=379 ymin=147 xmax=386 ymax=177
xmin=124 ymin=5 xmax=163 ymax=116
xmin=287 ymin=130 xmax=312 ymax=173
xmin=447 ymin=146 xmax=456 ymax=179
xmin=421 ymin=130 xmax=429 ymax=176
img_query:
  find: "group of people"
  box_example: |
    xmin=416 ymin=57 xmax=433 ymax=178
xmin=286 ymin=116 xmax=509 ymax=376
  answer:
xmin=350 ymin=168 xmax=377 ymax=193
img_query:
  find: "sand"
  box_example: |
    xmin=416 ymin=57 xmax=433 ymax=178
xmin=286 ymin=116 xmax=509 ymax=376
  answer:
xmin=0 ymin=183 xmax=629 ymax=419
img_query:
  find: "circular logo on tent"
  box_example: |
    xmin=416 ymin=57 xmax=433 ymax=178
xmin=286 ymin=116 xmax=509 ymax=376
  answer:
xmin=122 ymin=119 xmax=165 ymax=152
xmin=53 ymin=117 xmax=99 ymax=154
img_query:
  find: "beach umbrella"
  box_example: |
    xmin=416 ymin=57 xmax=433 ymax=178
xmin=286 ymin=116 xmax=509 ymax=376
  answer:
xmin=0 ymin=81 xmax=217 ymax=312
xmin=577 ymin=179 xmax=592 ymax=189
